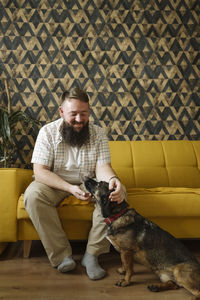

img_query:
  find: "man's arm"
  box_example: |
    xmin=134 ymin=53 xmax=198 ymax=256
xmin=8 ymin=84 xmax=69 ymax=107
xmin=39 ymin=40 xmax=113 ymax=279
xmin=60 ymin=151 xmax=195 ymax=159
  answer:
xmin=95 ymin=162 xmax=117 ymax=182
xmin=33 ymin=164 xmax=91 ymax=201
xmin=95 ymin=163 xmax=124 ymax=203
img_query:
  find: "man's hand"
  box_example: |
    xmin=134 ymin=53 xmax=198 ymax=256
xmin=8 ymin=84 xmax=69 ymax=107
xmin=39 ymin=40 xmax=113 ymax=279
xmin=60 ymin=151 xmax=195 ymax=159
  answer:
xmin=109 ymin=177 xmax=124 ymax=204
xmin=95 ymin=163 xmax=125 ymax=204
xmin=70 ymin=185 xmax=91 ymax=201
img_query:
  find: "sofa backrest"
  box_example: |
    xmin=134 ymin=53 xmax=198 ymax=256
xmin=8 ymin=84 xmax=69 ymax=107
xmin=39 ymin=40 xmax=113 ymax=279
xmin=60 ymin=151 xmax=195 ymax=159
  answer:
xmin=109 ymin=140 xmax=200 ymax=188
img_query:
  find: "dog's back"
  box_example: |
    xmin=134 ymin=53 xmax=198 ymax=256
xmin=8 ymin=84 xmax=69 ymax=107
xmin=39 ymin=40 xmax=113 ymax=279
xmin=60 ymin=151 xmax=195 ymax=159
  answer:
xmin=126 ymin=209 xmax=199 ymax=268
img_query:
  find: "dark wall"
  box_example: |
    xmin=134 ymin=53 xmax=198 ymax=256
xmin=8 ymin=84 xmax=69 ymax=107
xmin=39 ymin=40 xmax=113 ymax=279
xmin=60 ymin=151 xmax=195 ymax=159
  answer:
xmin=0 ymin=0 xmax=199 ymax=167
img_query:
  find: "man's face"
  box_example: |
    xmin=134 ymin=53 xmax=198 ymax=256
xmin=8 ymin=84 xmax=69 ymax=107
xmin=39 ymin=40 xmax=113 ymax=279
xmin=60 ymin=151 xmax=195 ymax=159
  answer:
xmin=59 ymin=98 xmax=90 ymax=132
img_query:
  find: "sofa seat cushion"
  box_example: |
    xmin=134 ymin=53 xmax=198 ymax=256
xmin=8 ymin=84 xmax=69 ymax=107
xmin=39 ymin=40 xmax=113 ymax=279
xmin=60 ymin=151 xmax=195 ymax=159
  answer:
xmin=17 ymin=194 xmax=94 ymax=221
xmin=127 ymin=187 xmax=200 ymax=218
xmin=17 ymin=187 xmax=200 ymax=221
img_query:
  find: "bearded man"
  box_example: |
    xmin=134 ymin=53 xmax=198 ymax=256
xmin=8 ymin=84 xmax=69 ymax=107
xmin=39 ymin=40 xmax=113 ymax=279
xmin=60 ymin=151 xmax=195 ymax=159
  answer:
xmin=24 ymin=87 xmax=124 ymax=280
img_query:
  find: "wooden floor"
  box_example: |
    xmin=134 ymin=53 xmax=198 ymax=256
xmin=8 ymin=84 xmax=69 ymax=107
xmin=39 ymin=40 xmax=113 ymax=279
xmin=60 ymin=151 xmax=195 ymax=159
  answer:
xmin=0 ymin=240 xmax=200 ymax=300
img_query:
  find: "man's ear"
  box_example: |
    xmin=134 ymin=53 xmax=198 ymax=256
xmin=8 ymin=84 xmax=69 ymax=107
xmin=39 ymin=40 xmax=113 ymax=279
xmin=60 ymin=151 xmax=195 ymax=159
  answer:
xmin=59 ymin=106 xmax=63 ymax=117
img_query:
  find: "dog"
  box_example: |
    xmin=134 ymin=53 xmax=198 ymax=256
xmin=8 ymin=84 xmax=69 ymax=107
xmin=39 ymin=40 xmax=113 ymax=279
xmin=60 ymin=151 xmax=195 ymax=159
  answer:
xmin=84 ymin=177 xmax=200 ymax=299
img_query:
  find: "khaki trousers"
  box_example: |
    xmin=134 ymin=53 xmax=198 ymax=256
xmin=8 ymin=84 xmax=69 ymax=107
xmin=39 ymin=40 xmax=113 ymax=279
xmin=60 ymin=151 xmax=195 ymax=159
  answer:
xmin=24 ymin=181 xmax=110 ymax=267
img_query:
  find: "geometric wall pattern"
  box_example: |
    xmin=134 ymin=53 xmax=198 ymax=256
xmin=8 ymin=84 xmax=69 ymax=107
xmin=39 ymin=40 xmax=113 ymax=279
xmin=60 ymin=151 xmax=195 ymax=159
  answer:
xmin=0 ymin=0 xmax=199 ymax=168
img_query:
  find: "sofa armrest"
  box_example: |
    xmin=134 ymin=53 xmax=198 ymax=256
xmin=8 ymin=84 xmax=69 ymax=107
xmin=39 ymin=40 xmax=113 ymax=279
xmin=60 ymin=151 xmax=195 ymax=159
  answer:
xmin=0 ymin=168 xmax=33 ymax=242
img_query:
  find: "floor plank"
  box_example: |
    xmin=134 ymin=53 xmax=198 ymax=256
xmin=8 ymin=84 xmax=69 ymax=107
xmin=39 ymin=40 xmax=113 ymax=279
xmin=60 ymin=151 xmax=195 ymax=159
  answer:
xmin=0 ymin=240 xmax=199 ymax=300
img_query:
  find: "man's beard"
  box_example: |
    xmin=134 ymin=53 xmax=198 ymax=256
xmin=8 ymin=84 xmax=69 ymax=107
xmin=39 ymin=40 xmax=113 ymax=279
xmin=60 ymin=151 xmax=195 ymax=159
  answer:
xmin=61 ymin=121 xmax=90 ymax=148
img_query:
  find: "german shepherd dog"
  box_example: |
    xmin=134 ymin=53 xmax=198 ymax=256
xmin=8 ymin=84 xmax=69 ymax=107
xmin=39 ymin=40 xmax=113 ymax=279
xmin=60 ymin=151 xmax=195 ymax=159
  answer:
xmin=84 ymin=178 xmax=200 ymax=299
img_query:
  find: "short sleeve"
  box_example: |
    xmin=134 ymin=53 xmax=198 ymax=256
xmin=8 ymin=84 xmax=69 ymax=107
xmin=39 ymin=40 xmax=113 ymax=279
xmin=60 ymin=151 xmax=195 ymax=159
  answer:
xmin=96 ymin=127 xmax=111 ymax=165
xmin=31 ymin=126 xmax=54 ymax=167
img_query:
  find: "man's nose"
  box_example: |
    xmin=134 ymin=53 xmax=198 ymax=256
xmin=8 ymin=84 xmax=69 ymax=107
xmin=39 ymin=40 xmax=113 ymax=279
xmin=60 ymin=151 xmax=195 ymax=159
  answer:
xmin=75 ymin=114 xmax=82 ymax=122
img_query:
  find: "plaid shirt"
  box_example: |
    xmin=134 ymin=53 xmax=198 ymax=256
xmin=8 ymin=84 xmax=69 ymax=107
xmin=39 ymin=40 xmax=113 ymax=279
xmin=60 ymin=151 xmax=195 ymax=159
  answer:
xmin=31 ymin=118 xmax=111 ymax=184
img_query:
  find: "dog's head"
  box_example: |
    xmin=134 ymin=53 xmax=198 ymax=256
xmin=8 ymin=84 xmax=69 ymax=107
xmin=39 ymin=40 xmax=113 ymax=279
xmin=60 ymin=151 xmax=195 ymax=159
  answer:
xmin=84 ymin=177 xmax=128 ymax=218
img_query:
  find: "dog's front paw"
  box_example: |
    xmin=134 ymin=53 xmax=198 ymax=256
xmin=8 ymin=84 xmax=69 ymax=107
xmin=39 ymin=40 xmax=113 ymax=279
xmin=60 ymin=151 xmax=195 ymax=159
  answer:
xmin=148 ymin=284 xmax=160 ymax=292
xmin=115 ymin=279 xmax=130 ymax=287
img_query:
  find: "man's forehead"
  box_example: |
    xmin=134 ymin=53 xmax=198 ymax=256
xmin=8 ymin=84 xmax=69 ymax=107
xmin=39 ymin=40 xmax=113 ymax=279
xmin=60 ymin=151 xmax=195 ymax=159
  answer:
xmin=63 ymin=98 xmax=89 ymax=111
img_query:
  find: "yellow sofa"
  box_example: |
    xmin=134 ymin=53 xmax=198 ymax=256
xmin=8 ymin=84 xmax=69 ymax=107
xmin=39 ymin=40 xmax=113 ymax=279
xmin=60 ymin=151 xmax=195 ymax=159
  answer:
xmin=0 ymin=140 xmax=200 ymax=257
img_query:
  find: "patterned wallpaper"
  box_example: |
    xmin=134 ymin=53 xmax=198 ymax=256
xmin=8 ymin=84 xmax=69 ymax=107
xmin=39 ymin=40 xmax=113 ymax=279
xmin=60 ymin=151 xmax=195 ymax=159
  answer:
xmin=0 ymin=0 xmax=199 ymax=167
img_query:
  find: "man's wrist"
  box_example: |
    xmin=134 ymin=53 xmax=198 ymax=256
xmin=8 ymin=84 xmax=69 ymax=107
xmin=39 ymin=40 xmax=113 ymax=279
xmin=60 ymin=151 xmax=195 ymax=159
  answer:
xmin=109 ymin=175 xmax=119 ymax=182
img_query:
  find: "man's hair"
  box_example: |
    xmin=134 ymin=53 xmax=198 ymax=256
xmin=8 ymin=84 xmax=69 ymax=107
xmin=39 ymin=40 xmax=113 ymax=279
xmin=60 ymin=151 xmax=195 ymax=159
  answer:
xmin=61 ymin=87 xmax=89 ymax=104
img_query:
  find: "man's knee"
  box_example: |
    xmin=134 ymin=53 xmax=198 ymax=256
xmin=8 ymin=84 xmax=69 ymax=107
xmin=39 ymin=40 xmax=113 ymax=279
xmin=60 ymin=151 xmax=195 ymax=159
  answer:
xmin=24 ymin=181 xmax=54 ymax=210
xmin=24 ymin=182 xmax=44 ymax=211
xmin=24 ymin=181 xmax=68 ymax=210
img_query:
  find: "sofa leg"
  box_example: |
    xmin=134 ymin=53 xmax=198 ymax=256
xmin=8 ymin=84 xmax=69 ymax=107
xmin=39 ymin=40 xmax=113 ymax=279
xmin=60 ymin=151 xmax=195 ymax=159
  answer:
xmin=23 ymin=240 xmax=32 ymax=258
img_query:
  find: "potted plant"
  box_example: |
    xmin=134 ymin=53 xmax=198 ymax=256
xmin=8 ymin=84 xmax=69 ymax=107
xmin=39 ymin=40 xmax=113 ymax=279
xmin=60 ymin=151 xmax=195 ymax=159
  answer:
xmin=0 ymin=79 xmax=41 ymax=256
xmin=0 ymin=79 xmax=40 ymax=167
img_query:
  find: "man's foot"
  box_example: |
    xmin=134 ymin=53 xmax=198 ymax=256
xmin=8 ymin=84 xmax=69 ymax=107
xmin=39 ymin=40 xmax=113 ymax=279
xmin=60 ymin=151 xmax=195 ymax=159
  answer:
xmin=57 ymin=256 xmax=76 ymax=273
xmin=81 ymin=252 xmax=106 ymax=280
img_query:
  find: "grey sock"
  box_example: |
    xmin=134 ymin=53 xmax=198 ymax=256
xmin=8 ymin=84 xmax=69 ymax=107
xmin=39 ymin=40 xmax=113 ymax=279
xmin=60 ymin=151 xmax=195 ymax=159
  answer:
xmin=57 ymin=256 xmax=76 ymax=273
xmin=81 ymin=252 xmax=106 ymax=280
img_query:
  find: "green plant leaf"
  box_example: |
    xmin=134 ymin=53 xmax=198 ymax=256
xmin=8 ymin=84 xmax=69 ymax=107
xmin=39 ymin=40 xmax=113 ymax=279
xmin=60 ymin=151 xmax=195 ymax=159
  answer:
xmin=0 ymin=108 xmax=10 ymax=140
xmin=0 ymin=104 xmax=40 ymax=167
